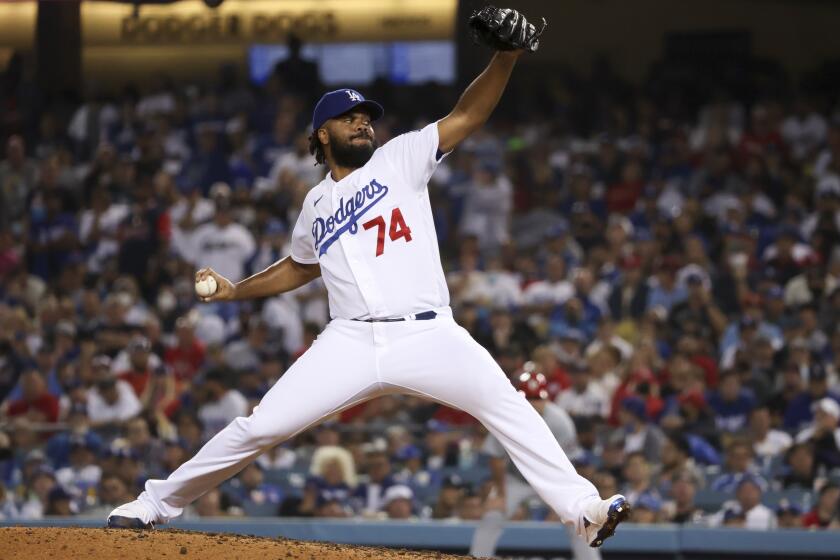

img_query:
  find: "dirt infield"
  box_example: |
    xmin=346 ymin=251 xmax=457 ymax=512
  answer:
xmin=0 ymin=527 xmax=478 ymax=560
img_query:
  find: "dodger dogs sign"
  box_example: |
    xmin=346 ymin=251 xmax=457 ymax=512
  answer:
xmin=121 ymin=11 xmax=338 ymax=43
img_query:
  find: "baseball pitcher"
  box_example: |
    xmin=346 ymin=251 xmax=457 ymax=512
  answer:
xmin=108 ymin=6 xmax=631 ymax=548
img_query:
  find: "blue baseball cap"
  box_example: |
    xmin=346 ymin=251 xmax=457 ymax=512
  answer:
xmin=312 ymin=89 xmax=384 ymax=132
xmin=395 ymin=444 xmax=423 ymax=462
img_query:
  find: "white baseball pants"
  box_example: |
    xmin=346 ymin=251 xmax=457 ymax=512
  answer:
xmin=138 ymin=311 xmax=600 ymax=533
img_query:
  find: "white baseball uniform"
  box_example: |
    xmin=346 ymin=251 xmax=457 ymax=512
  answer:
xmin=134 ymin=121 xmax=600 ymax=535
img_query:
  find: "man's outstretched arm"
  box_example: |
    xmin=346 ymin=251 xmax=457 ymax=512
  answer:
xmin=196 ymin=257 xmax=321 ymax=302
xmin=437 ymin=51 xmax=522 ymax=154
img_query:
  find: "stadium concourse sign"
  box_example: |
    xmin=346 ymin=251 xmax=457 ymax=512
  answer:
xmin=0 ymin=0 xmax=455 ymax=85
xmin=82 ymin=0 xmax=456 ymax=45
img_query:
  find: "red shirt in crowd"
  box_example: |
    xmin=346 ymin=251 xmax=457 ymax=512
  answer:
xmin=118 ymin=369 xmax=152 ymax=397
xmin=609 ymin=368 xmax=665 ymax=426
xmin=6 ymin=393 xmax=60 ymax=423
xmin=605 ymin=179 xmax=644 ymax=214
xmin=802 ymin=509 xmax=832 ymax=529
xmin=164 ymin=340 xmax=206 ymax=383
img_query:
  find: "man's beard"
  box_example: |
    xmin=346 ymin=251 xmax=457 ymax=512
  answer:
xmin=330 ymin=133 xmax=378 ymax=168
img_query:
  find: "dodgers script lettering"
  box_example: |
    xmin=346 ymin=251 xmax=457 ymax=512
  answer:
xmin=312 ymin=179 xmax=389 ymax=257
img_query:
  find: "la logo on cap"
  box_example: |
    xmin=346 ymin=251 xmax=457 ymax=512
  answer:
xmin=346 ymin=90 xmax=362 ymax=102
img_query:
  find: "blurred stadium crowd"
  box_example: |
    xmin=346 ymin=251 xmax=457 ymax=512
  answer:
xmin=1 ymin=52 xmax=840 ymax=531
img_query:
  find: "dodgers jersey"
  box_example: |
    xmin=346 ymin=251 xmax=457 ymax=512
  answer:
xmin=289 ymin=122 xmax=450 ymax=320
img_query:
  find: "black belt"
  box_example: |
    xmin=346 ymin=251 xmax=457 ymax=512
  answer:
xmin=352 ymin=311 xmax=437 ymax=323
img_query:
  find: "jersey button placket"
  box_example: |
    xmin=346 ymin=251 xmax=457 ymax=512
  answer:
xmin=340 ymin=184 xmax=388 ymax=317
xmin=332 ymin=182 xmax=376 ymax=318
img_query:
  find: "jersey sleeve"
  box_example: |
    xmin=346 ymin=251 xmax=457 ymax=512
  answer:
xmin=380 ymin=121 xmax=449 ymax=192
xmin=289 ymin=208 xmax=319 ymax=264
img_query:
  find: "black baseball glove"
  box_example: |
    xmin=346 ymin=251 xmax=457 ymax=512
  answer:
xmin=468 ymin=5 xmax=547 ymax=53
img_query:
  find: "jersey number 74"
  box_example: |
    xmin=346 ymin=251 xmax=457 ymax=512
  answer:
xmin=362 ymin=207 xmax=412 ymax=257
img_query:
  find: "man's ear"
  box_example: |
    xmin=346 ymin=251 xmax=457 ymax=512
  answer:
xmin=317 ymin=127 xmax=329 ymax=145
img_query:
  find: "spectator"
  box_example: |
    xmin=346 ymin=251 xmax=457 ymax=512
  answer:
xmin=661 ymin=470 xmax=703 ymax=524
xmin=710 ymin=439 xmax=767 ymax=493
xmin=620 ymin=452 xmax=661 ymax=506
xmin=196 ymin=369 xmax=249 ymax=442
xmin=0 ymin=481 xmax=19 ymax=519
xmin=729 ymin=476 xmax=777 ymax=530
xmin=0 ymin=228 xmax=21 ymax=280
xmin=271 ymin=35 xmax=320 ymax=99
xmin=169 ymin=181 xmax=212 ymax=257
xmin=749 ymin=404 xmax=792 ymax=461
xmin=124 ymin=417 xmax=165 ymax=478
xmin=183 ymin=183 xmax=255 ymax=283
xmin=768 ymin=362 xmax=808 ymax=429
xmin=795 ymin=397 xmax=840 ymax=470
xmin=223 ymin=317 xmax=274 ymax=374
xmin=383 ymin=484 xmax=415 ymax=520
xmin=18 ymin=466 xmax=57 ymax=518
xmin=530 ymin=345 xmax=570 ymax=397
xmin=775 ymin=499 xmax=804 ymax=528
xmin=248 ymin=219 xmax=289 ymax=278
xmin=456 ymin=491 xmax=486 ymax=521
xmin=430 ymin=474 xmax=466 ymax=520
xmin=708 ymin=369 xmax=757 ymax=434
xmin=781 ymin=443 xmax=818 ymax=490
xmin=2 ymin=370 xmax=60 ymax=424
xmin=616 ymin=396 xmax=664 ymax=464
xmin=392 ymin=444 xmax=433 ymax=493
xmin=114 ymin=335 xmax=173 ymax=415
xmin=629 ymin=493 xmax=662 ymax=524
xmin=782 ymin=97 xmax=828 ymax=162
xmin=105 ymin=444 xmax=144 ymax=493
xmin=78 ymin=186 xmax=128 ymax=274
xmin=179 ymin=124 xmax=231 ymax=195
xmin=45 ymin=485 xmax=76 ymax=516
xmin=55 ymin=436 xmax=102 ymax=496
xmin=784 ymin=365 xmax=840 ymax=432
xmin=192 ymin=487 xmax=232 ymax=518
xmin=227 ymin=463 xmax=283 ymax=512
xmin=459 ymin=159 xmax=513 ymax=251
xmin=656 ymin=433 xmax=705 ymax=493
xmin=521 ymin=255 xmax=574 ymax=312
xmin=556 ymin=359 xmax=610 ymax=419
xmin=608 ymin=254 xmax=649 ymax=321
xmin=721 ymin=507 xmax=747 ymax=528
xmin=0 ymin=135 xmax=39 ymax=229
xmin=163 ymin=315 xmax=206 ymax=387
xmin=423 ymin=420 xmax=460 ymax=472
xmin=85 ymin=473 xmax=135 ymax=517
xmin=266 ymin=132 xmax=325 ymax=191
xmin=155 ymin=438 xmax=191 ymax=479
xmin=173 ymin=411 xmax=204 ymax=455
xmin=87 ymin=355 xmax=142 ymax=429
xmin=353 ymin=447 xmax=396 ymax=516
xmin=660 ymin=390 xmax=722 ymax=450
xmin=668 ymin=271 xmax=727 ymax=342
xmin=645 ymin=257 xmax=687 ymax=314
xmin=115 ymin=184 xmax=170 ymax=283
xmin=802 ymin=483 xmax=840 ymax=529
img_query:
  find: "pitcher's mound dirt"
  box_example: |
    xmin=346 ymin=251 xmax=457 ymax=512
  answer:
xmin=0 ymin=527 xmax=478 ymax=559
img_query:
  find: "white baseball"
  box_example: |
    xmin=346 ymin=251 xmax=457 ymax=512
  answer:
xmin=195 ymin=275 xmax=218 ymax=298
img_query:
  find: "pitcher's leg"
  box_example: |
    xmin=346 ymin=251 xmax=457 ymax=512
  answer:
xmin=126 ymin=321 xmax=379 ymax=524
xmin=380 ymin=319 xmax=599 ymax=533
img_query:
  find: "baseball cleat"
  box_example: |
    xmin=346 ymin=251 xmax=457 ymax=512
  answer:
xmin=107 ymin=515 xmax=154 ymax=530
xmin=106 ymin=500 xmax=156 ymax=530
xmin=583 ymin=494 xmax=632 ymax=548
